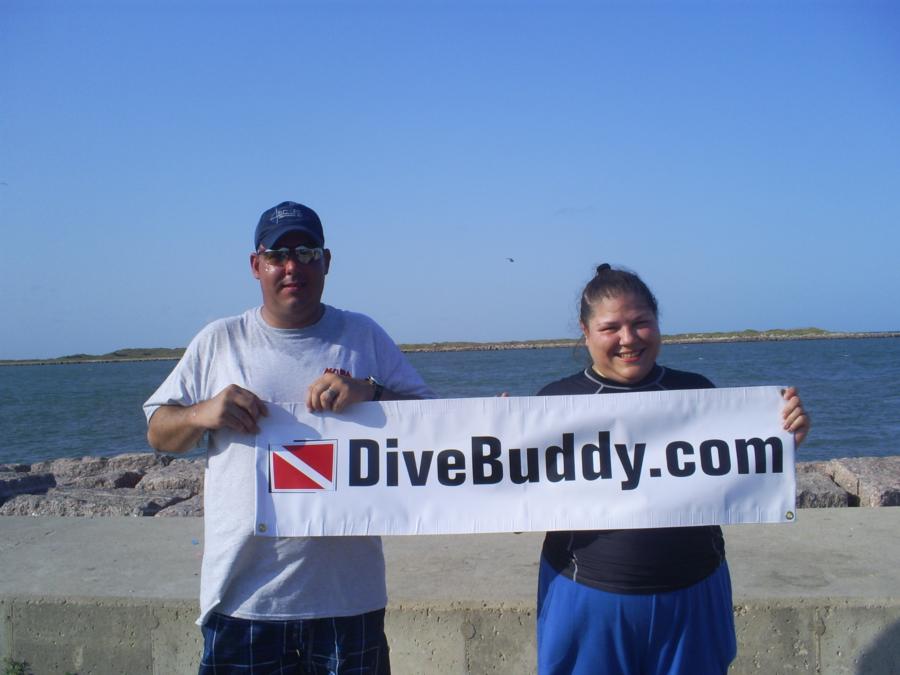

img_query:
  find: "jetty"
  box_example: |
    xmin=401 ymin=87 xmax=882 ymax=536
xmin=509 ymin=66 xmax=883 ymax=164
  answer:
xmin=2 ymin=454 xmax=900 ymax=673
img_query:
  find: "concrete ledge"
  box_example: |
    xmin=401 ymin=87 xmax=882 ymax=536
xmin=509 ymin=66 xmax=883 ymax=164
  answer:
xmin=1 ymin=598 xmax=201 ymax=675
xmin=2 ymin=509 xmax=899 ymax=674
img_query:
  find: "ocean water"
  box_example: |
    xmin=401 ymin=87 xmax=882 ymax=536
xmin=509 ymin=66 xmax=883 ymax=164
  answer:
xmin=0 ymin=338 xmax=897 ymax=465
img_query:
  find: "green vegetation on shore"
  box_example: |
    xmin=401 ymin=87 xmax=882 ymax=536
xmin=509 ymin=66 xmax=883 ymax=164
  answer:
xmin=399 ymin=328 xmax=898 ymax=353
xmin=0 ymin=347 xmax=187 ymax=367
xmin=2 ymin=328 xmax=898 ymax=366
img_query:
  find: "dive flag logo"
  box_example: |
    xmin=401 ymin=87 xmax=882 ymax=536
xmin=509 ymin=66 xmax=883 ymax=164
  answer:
xmin=269 ymin=440 xmax=338 ymax=492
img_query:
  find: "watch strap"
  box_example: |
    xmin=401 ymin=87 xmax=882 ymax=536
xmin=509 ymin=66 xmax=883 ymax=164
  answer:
xmin=366 ymin=376 xmax=384 ymax=401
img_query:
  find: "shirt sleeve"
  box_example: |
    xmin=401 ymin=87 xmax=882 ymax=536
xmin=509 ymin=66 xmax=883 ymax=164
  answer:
xmin=142 ymin=332 xmax=206 ymax=423
xmin=366 ymin=319 xmax=435 ymax=399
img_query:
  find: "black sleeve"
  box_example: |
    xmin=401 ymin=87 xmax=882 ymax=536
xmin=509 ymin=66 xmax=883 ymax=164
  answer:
xmin=661 ymin=368 xmax=716 ymax=391
xmin=536 ymin=372 xmax=592 ymax=397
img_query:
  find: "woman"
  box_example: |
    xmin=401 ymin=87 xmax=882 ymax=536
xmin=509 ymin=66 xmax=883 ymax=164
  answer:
xmin=536 ymin=264 xmax=810 ymax=675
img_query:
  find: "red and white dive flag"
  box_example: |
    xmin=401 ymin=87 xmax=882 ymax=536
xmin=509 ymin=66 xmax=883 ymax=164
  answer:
xmin=269 ymin=441 xmax=337 ymax=491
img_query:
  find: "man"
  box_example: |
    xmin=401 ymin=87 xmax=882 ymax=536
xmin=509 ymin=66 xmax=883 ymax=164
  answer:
xmin=144 ymin=201 xmax=432 ymax=674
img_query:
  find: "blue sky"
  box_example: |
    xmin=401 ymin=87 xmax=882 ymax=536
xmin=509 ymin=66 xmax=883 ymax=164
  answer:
xmin=2 ymin=0 xmax=898 ymax=360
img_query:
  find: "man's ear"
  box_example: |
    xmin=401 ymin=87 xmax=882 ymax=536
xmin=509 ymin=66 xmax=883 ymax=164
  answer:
xmin=250 ymin=253 xmax=261 ymax=280
xmin=323 ymin=249 xmax=332 ymax=275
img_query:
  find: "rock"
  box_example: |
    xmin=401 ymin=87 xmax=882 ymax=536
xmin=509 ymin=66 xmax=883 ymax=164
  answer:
xmin=60 ymin=470 xmax=145 ymax=489
xmin=0 ymin=471 xmax=56 ymax=505
xmin=0 ymin=487 xmax=193 ymax=517
xmin=138 ymin=459 xmax=204 ymax=494
xmin=795 ymin=463 xmax=849 ymax=508
xmin=796 ymin=460 xmax=830 ymax=474
xmin=0 ymin=464 xmax=31 ymax=473
xmin=827 ymin=456 xmax=900 ymax=507
xmin=106 ymin=452 xmax=172 ymax=473
xmin=155 ymin=494 xmax=204 ymax=517
xmin=30 ymin=453 xmax=170 ymax=482
xmin=30 ymin=455 xmax=109 ymax=477
xmin=0 ymin=453 xmax=197 ymax=517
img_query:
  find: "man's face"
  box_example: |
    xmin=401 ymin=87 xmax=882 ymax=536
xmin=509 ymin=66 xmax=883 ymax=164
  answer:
xmin=251 ymin=231 xmax=331 ymax=329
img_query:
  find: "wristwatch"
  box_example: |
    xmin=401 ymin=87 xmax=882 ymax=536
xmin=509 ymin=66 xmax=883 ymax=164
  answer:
xmin=366 ymin=376 xmax=384 ymax=401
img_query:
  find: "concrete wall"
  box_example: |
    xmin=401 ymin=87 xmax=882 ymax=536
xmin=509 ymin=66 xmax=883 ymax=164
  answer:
xmin=2 ymin=509 xmax=900 ymax=674
xmin=4 ymin=597 xmax=900 ymax=674
xmin=1 ymin=598 xmax=201 ymax=675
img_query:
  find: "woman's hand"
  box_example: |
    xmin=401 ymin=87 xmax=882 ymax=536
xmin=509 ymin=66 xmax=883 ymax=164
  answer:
xmin=782 ymin=386 xmax=811 ymax=446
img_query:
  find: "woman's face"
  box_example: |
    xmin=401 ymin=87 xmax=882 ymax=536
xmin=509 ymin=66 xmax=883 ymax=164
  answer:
xmin=581 ymin=292 xmax=661 ymax=385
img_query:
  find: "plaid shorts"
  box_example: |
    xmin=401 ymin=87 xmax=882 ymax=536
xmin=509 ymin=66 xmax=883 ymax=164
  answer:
xmin=199 ymin=608 xmax=390 ymax=675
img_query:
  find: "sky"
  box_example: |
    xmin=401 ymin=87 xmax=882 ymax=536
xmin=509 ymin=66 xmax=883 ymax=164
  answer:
xmin=2 ymin=0 xmax=899 ymax=360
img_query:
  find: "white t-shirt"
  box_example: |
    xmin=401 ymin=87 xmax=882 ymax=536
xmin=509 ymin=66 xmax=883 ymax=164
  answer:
xmin=144 ymin=305 xmax=433 ymax=626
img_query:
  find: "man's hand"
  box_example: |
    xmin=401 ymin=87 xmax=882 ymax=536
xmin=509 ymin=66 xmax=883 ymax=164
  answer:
xmin=196 ymin=384 xmax=269 ymax=434
xmin=781 ymin=386 xmax=811 ymax=446
xmin=306 ymin=373 xmax=376 ymax=413
xmin=147 ymin=384 xmax=268 ymax=454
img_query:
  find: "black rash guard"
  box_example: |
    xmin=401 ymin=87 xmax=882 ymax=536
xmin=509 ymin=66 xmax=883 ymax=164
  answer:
xmin=539 ymin=364 xmax=726 ymax=594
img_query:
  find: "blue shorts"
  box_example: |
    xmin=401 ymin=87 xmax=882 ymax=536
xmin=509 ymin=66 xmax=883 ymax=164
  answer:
xmin=199 ymin=609 xmax=390 ymax=675
xmin=537 ymin=557 xmax=736 ymax=675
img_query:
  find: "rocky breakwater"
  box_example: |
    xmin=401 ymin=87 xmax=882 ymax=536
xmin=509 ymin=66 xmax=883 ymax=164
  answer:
xmin=791 ymin=456 xmax=900 ymax=507
xmin=1 ymin=453 xmax=899 ymax=517
xmin=0 ymin=453 xmax=204 ymax=517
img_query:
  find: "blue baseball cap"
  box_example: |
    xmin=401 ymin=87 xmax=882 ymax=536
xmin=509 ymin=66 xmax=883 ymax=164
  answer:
xmin=254 ymin=201 xmax=325 ymax=249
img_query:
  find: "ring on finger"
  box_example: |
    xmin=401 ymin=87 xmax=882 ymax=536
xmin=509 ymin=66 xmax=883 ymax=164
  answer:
xmin=322 ymin=388 xmax=336 ymax=400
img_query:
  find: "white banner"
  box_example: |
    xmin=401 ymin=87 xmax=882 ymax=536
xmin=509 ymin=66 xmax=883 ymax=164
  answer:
xmin=253 ymin=386 xmax=796 ymax=537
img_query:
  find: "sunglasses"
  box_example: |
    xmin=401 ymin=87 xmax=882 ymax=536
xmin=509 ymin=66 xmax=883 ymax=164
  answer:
xmin=257 ymin=246 xmax=324 ymax=266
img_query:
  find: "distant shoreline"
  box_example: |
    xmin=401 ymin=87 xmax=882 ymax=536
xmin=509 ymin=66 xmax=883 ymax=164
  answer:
xmin=1 ymin=329 xmax=898 ymax=367
xmin=401 ymin=330 xmax=900 ymax=353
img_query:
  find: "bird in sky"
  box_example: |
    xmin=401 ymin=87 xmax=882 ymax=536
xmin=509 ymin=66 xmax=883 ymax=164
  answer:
xmin=506 ymin=257 xmax=515 ymax=263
